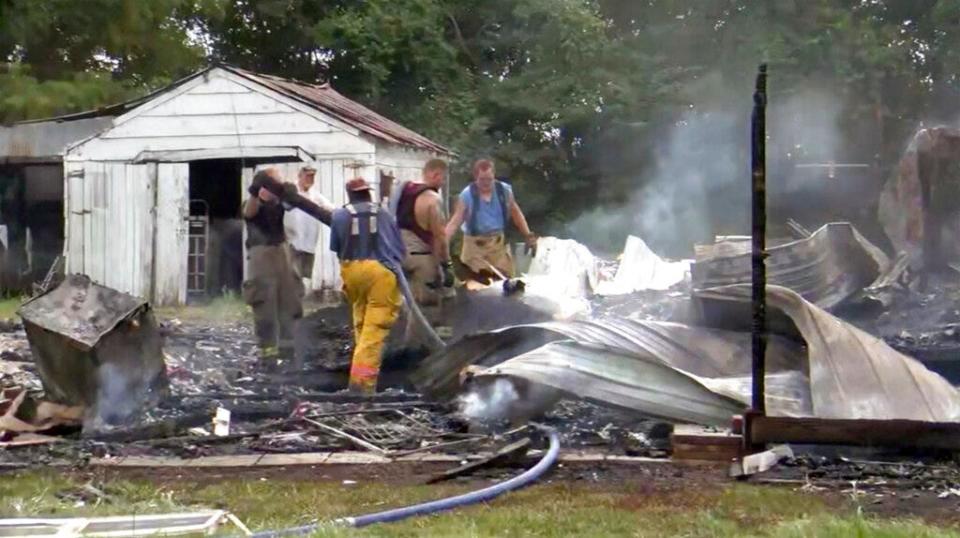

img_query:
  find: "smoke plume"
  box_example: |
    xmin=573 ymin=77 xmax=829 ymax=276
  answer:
xmin=569 ymin=73 xmax=850 ymax=257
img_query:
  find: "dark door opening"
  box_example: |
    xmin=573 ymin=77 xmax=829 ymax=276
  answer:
xmin=0 ymin=164 xmax=64 ymax=295
xmin=188 ymin=159 xmax=243 ymax=300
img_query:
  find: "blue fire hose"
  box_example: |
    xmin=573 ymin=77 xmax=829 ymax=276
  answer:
xmin=247 ymin=427 xmax=560 ymax=537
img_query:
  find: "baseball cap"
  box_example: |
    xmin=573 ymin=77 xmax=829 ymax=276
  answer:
xmin=345 ymin=178 xmax=372 ymax=192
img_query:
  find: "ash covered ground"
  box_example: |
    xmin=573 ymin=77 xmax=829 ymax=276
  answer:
xmin=4 ymin=275 xmax=960 ymax=504
xmin=0 ymin=302 xmax=674 ymax=467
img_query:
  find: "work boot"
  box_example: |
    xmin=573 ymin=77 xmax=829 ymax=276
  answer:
xmin=278 ymin=346 xmax=298 ymax=372
xmin=347 ymin=377 xmax=377 ymax=396
xmin=258 ymin=346 xmax=280 ymax=372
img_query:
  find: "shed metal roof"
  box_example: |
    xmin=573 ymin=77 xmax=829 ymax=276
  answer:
xmin=1 ymin=65 xmax=450 ymax=159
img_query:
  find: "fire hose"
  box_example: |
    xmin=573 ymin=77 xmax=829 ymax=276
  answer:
xmin=260 ymin=179 xmax=445 ymax=350
xmin=391 ymin=263 xmax=447 ymax=351
xmin=246 ymin=426 xmax=560 ymax=537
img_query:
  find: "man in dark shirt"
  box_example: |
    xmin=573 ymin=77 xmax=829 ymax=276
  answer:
xmin=330 ymin=177 xmax=406 ymax=394
xmin=241 ymin=168 xmax=303 ymax=367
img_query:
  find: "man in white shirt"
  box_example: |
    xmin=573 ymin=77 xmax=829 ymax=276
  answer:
xmin=284 ymin=165 xmax=333 ymax=283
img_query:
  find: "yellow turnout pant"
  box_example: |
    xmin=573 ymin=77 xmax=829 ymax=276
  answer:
xmin=341 ymin=259 xmax=401 ymax=394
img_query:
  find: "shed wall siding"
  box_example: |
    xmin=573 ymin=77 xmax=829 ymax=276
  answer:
xmin=65 ymin=161 xmax=154 ymax=299
xmin=154 ymin=163 xmax=189 ymax=305
xmin=67 ymin=73 xmax=375 ymax=162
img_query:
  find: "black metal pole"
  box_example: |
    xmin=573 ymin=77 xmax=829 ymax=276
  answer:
xmin=751 ymin=64 xmax=768 ymax=414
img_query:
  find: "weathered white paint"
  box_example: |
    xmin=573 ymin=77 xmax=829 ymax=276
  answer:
xmin=62 ymin=68 xmax=447 ymax=304
xmin=133 ymin=146 xmax=310 ymax=163
xmin=69 ymin=132 xmax=374 ymax=162
xmin=64 ymin=161 xmax=154 ymax=298
xmin=66 ymin=69 xmax=374 ymax=162
xmin=154 ymin=163 xmax=189 ymax=305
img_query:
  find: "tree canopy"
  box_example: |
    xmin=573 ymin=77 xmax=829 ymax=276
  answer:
xmin=2 ymin=0 xmax=957 ymax=252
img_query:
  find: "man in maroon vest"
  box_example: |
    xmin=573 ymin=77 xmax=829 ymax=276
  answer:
xmin=396 ymin=159 xmax=455 ymax=306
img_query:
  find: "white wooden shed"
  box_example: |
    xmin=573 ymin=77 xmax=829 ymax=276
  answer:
xmin=62 ymin=65 xmax=450 ymax=305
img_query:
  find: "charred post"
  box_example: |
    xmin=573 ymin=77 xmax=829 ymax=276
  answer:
xmin=750 ymin=64 xmax=768 ymax=415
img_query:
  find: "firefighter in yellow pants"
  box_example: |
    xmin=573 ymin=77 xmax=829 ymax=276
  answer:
xmin=330 ymin=178 xmax=407 ymax=394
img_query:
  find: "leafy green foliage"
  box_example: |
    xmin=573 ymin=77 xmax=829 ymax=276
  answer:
xmin=1 ymin=0 xmax=958 ymax=240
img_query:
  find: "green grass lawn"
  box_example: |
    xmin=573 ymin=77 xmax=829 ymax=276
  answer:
xmin=154 ymin=292 xmax=251 ymax=324
xmin=0 ymin=295 xmax=24 ymax=320
xmin=1 ymin=470 xmax=957 ymax=537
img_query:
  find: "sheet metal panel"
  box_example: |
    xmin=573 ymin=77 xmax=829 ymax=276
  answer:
xmin=0 ymin=117 xmax=112 ymax=160
xmin=691 ymin=222 xmax=889 ymax=310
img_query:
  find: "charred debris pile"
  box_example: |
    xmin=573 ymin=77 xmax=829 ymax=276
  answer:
xmin=4 ymin=125 xmax=960 ymax=477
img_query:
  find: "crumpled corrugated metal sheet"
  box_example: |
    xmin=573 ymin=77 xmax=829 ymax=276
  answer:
xmin=480 ymin=341 xmax=747 ymax=426
xmin=691 ymin=223 xmax=889 ymax=310
xmin=414 ymin=317 xmax=807 ymax=403
xmin=418 ymin=285 xmax=960 ymax=425
xmin=697 ymin=285 xmax=960 ymax=422
xmin=879 ymin=126 xmax=960 ymax=258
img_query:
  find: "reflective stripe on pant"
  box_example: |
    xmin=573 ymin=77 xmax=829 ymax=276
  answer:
xmin=242 ymin=244 xmax=303 ymax=355
xmin=341 ymin=259 xmax=401 ymax=394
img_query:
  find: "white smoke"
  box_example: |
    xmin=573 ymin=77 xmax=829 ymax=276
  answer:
xmin=569 ymin=73 xmax=848 ymax=257
xmin=457 ymin=377 xmax=521 ymax=423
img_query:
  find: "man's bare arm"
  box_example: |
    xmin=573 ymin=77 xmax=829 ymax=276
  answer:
xmin=242 ymin=195 xmax=261 ymax=218
xmin=445 ymin=199 xmax=467 ymax=241
xmin=508 ymin=195 xmax=533 ymax=238
xmin=424 ymin=196 xmax=451 ymax=262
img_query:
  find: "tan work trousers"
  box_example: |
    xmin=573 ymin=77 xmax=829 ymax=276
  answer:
xmin=242 ymin=244 xmax=304 ymax=357
xmin=460 ymin=232 xmax=514 ymax=279
xmin=290 ymin=248 xmax=315 ymax=281
xmin=400 ymin=229 xmax=440 ymax=305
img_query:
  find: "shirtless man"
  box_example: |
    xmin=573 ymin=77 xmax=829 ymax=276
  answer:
xmin=395 ymin=159 xmax=455 ymax=304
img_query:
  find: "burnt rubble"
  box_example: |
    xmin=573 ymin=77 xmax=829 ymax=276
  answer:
xmin=0 ymin=307 xmax=673 ymax=468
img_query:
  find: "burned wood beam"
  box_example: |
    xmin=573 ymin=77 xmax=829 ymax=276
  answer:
xmin=747 ymin=415 xmax=960 ymax=451
xmin=426 ymin=437 xmax=532 ymax=484
xmin=750 ymin=63 xmax=768 ymax=415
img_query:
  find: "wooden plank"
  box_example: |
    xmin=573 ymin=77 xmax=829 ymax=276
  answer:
xmin=154 ymin=164 xmax=189 ymax=306
xmin=65 ymin=163 xmax=85 ymax=274
xmin=748 ymin=415 xmax=960 ymax=450
xmin=81 ymin=163 xmax=97 ymax=281
xmin=427 ymin=438 xmax=532 ymax=484
xmin=73 ymin=131 xmax=373 ymax=162
xmin=672 ymin=442 xmax=741 ymax=462
xmin=185 ymin=76 xmax=252 ymax=95
xmin=103 ymin=113 xmax=333 ymax=139
xmin=240 ymin=167 xmax=253 ymax=283
xmin=141 ymin=164 xmax=156 ymax=300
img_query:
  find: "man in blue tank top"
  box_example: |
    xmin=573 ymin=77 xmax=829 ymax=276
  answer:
xmin=445 ymin=159 xmax=536 ymax=282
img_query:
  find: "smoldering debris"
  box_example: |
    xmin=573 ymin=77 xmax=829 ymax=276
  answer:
xmin=17 ymin=275 xmax=168 ymax=428
xmin=0 ymin=305 xmax=670 ymax=466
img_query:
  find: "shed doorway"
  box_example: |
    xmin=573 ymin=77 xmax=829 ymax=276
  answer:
xmin=188 ymin=159 xmax=244 ymax=301
xmin=0 ymin=164 xmax=64 ymax=294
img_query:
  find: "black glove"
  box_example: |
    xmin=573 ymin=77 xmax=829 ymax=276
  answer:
xmin=440 ymin=261 xmax=455 ymax=288
xmin=279 ymin=182 xmax=299 ymax=202
xmin=247 ymin=175 xmax=266 ymax=197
